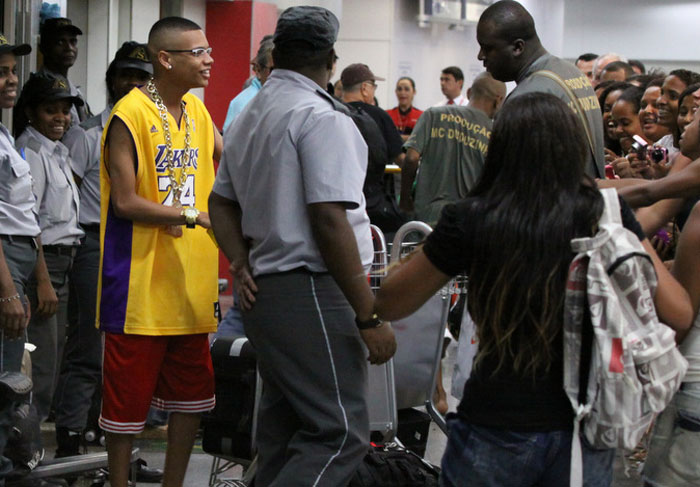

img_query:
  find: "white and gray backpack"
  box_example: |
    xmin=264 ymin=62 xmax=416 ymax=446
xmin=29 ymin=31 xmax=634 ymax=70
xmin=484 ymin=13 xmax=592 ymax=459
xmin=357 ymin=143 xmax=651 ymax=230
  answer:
xmin=563 ymin=188 xmax=688 ymax=487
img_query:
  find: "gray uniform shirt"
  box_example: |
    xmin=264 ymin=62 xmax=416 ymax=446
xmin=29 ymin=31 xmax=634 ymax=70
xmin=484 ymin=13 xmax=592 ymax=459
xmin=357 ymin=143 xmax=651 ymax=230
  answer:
xmin=62 ymin=109 xmax=109 ymax=226
xmin=0 ymin=124 xmax=41 ymax=237
xmin=509 ymin=52 xmax=606 ymax=178
xmin=16 ymin=126 xmax=83 ymax=246
xmin=213 ymin=69 xmax=373 ymax=276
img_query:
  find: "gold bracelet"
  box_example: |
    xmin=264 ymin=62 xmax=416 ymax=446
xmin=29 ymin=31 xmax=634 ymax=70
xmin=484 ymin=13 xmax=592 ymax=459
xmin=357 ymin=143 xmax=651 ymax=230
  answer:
xmin=0 ymin=293 xmax=20 ymax=303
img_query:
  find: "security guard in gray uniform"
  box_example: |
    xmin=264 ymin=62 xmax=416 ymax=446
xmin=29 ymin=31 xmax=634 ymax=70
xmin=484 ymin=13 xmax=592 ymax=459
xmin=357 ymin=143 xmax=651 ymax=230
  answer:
xmin=210 ymin=7 xmax=396 ymax=486
xmin=0 ymin=33 xmax=41 ymax=486
xmin=14 ymin=73 xmax=84 ymax=427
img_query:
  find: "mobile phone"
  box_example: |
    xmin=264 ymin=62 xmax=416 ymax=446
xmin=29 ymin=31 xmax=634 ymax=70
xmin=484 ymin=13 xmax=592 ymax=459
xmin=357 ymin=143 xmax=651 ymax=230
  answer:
xmin=605 ymin=164 xmax=615 ymax=179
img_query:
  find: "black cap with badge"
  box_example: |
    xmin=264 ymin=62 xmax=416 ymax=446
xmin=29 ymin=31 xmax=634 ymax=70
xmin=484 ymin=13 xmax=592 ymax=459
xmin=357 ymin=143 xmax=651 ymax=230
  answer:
xmin=111 ymin=41 xmax=153 ymax=75
xmin=19 ymin=72 xmax=84 ymax=108
xmin=273 ymin=6 xmax=339 ymax=50
xmin=0 ymin=33 xmax=31 ymax=57
xmin=40 ymin=17 xmax=83 ymax=41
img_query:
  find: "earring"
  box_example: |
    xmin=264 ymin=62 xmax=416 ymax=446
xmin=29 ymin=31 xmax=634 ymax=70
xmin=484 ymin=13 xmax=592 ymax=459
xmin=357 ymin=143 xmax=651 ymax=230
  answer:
xmin=167 ymin=65 xmax=172 ymax=70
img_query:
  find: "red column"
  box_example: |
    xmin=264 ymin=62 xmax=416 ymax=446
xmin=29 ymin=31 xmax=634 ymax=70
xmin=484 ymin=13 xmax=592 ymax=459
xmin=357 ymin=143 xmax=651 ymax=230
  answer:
xmin=204 ymin=1 xmax=278 ymax=294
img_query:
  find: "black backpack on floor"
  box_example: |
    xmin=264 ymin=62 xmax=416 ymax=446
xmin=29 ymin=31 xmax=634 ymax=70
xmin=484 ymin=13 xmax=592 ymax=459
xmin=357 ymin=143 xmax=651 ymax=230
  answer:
xmin=349 ymin=443 xmax=440 ymax=487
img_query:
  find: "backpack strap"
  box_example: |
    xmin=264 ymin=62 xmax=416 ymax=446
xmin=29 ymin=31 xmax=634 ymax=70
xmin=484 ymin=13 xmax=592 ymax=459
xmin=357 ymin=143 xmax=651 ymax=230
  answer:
xmin=570 ymin=188 xmax=620 ymax=254
xmin=598 ymin=187 xmax=621 ymax=227
xmin=564 ymin=254 xmax=592 ymax=487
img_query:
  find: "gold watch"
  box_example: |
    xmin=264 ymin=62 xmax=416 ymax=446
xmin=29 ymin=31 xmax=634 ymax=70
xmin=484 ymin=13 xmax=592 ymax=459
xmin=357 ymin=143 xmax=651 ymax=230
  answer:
xmin=181 ymin=207 xmax=200 ymax=229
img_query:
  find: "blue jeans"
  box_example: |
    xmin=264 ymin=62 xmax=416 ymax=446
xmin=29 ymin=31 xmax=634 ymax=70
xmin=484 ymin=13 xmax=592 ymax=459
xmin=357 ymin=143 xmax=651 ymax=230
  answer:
xmin=643 ymin=383 xmax=700 ymax=487
xmin=213 ymin=296 xmax=245 ymax=340
xmin=440 ymin=417 xmax=614 ymax=487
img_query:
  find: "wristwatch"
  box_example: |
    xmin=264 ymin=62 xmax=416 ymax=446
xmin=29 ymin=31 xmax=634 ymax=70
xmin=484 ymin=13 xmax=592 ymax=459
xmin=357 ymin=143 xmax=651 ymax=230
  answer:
xmin=355 ymin=313 xmax=384 ymax=330
xmin=181 ymin=207 xmax=200 ymax=229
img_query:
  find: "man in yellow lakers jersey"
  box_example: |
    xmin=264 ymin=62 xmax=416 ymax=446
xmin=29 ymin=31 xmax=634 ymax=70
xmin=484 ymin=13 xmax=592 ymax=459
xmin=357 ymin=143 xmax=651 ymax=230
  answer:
xmin=97 ymin=17 xmax=222 ymax=487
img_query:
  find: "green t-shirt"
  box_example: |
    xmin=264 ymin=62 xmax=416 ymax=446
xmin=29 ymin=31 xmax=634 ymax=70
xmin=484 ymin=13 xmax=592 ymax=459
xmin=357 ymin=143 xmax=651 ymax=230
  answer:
xmin=404 ymin=105 xmax=492 ymax=226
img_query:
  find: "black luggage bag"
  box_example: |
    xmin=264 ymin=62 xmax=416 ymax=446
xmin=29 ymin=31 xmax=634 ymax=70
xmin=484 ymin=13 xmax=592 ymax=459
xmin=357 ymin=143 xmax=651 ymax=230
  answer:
xmin=201 ymin=335 xmax=258 ymax=461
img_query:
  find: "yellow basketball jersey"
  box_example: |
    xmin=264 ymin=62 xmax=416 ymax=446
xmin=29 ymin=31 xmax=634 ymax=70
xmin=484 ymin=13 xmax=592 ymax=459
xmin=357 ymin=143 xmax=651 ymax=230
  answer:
xmin=97 ymin=88 xmax=218 ymax=336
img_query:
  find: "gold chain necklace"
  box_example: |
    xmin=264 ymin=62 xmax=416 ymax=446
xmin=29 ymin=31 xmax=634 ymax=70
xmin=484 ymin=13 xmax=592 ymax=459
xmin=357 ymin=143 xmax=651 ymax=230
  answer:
xmin=147 ymin=78 xmax=191 ymax=207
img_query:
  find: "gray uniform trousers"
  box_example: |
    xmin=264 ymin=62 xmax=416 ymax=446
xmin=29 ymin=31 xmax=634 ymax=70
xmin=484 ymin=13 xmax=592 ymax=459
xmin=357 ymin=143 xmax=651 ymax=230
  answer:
xmin=54 ymin=228 xmax=101 ymax=430
xmin=0 ymin=238 xmax=37 ymax=486
xmin=26 ymin=250 xmax=72 ymax=421
xmin=243 ymin=271 xmax=369 ymax=487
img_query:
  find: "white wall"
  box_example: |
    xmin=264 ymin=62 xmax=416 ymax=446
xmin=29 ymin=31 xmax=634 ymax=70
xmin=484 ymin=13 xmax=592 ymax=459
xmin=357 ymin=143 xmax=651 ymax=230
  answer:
xmin=336 ymin=0 xmax=568 ymax=110
xmin=332 ymin=0 xmax=486 ymax=110
xmin=68 ymin=0 xmax=160 ymax=114
xmin=274 ymin=0 xmax=343 ymax=20
xmin=562 ymin=0 xmax=700 ymax=73
xmin=520 ymin=0 xmax=565 ymax=56
xmin=334 ymin=0 xmax=393 ymax=107
xmin=129 ymin=0 xmax=159 ymax=42
xmin=388 ymin=1 xmax=482 ymax=110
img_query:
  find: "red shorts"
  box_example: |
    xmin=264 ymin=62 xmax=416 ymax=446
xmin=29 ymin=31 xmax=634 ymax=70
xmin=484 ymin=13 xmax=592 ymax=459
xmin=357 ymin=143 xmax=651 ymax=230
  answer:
xmin=99 ymin=333 xmax=215 ymax=434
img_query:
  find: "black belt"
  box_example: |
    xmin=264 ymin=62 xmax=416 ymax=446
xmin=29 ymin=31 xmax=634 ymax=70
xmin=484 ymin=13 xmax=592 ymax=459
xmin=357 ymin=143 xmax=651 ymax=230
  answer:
xmin=0 ymin=235 xmax=38 ymax=248
xmin=274 ymin=267 xmax=330 ymax=277
xmin=42 ymin=245 xmax=78 ymax=257
xmin=81 ymin=223 xmax=100 ymax=234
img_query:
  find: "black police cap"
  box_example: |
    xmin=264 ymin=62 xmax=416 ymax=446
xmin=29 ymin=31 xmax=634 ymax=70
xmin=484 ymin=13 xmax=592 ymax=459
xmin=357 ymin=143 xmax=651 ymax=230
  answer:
xmin=0 ymin=33 xmax=31 ymax=57
xmin=21 ymin=72 xmax=84 ymax=107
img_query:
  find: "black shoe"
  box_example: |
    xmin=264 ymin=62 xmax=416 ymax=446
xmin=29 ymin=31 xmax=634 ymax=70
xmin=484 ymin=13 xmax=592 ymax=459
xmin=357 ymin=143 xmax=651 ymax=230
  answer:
xmin=54 ymin=427 xmax=82 ymax=458
xmin=101 ymin=459 xmax=163 ymax=484
xmin=133 ymin=459 xmax=164 ymax=483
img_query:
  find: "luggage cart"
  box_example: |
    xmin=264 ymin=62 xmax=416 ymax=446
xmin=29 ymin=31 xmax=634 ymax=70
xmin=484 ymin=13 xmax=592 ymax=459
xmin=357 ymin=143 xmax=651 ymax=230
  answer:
xmin=367 ymin=225 xmax=398 ymax=442
xmin=20 ymin=449 xmax=141 ymax=485
xmin=389 ymin=221 xmax=467 ymax=435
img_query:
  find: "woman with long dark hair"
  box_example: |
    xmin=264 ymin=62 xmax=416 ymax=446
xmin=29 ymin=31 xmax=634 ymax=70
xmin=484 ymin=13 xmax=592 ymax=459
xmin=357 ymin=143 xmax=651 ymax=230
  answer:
xmin=375 ymin=93 xmax=692 ymax=486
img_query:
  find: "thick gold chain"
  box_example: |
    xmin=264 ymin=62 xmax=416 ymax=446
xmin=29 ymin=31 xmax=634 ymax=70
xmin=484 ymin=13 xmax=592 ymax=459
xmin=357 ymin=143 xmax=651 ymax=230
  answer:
xmin=147 ymin=78 xmax=191 ymax=207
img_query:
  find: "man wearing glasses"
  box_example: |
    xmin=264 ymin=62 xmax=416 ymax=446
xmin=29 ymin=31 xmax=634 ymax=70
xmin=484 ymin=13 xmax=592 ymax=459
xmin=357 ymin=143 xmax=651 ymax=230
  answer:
xmin=222 ymin=35 xmax=274 ymax=132
xmin=96 ymin=17 xmax=222 ymax=487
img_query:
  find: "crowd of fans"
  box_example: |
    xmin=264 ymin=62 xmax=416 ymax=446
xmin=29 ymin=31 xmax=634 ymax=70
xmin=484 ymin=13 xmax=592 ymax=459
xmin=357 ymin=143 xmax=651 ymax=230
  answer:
xmin=1 ymin=1 xmax=700 ymax=486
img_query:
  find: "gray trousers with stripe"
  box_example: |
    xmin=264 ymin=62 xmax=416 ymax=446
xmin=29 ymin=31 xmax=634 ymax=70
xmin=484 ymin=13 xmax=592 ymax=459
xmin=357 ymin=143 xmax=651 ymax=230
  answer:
xmin=243 ymin=270 xmax=369 ymax=487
